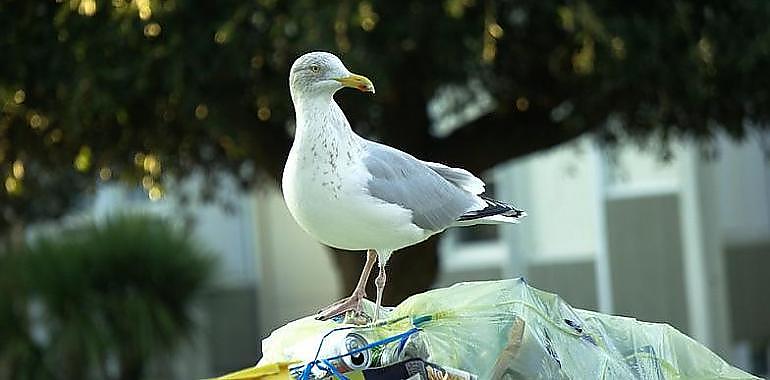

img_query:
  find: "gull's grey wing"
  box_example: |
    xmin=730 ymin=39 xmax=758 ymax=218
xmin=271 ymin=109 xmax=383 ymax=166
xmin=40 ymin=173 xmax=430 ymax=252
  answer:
xmin=362 ymin=142 xmax=479 ymax=231
xmin=420 ymin=160 xmax=485 ymax=195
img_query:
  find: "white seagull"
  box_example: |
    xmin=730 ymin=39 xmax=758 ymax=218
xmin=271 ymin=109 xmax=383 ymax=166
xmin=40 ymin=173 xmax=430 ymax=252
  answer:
xmin=283 ymin=52 xmax=526 ymax=321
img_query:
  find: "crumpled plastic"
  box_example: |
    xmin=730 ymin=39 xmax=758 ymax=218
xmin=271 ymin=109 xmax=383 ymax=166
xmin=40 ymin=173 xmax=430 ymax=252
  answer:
xmin=255 ymin=279 xmax=757 ymax=380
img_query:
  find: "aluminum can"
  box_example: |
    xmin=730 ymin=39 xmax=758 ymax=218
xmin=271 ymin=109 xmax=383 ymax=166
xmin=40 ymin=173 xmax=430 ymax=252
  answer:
xmin=320 ymin=331 xmax=372 ymax=372
xmin=380 ymin=331 xmax=429 ymax=365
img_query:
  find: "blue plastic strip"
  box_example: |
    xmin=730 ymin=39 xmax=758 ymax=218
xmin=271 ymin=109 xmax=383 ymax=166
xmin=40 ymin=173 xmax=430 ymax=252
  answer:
xmin=412 ymin=314 xmax=433 ymax=326
xmin=299 ymin=362 xmax=314 ymax=380
xmin=298 ymin=326 xmax=420 ymax=379
xmin=324 ymin=327 xmax=419 ymax=362
xmin=396 ymin=333 xmax=409 ymax=356
xmin=321 ymin=359 xmax=349 ymax=380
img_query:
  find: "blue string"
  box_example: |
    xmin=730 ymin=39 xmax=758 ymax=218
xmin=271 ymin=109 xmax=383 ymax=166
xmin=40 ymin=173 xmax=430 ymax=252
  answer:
xmin=319 ymin=359 xmax=349 ymax=380
xmin=396 ymin=332 xmax=409 ymax=356
xmin=300 ymin=326 xmax=357 ymax=380
xmin=325 ymin=328 xmax=419 ymax=362
xmin=299 ymin=362 xmax=314 ymax=380
xmin=298 ymin=327 xmax=420 ymax=380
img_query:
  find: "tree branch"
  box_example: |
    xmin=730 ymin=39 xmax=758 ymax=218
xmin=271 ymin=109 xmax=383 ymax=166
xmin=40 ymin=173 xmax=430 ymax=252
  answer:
xmin=429 ymin=108 xmax=601 ymax=174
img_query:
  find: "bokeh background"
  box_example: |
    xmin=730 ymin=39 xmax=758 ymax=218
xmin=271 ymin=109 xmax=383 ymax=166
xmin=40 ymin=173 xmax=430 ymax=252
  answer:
xmin=1 ymin=0 xmax=769 ymax=379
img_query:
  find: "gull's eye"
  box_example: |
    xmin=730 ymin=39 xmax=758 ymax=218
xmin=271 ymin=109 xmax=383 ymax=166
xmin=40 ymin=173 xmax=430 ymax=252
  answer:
xmin=309 ymin=64 xmax=320 ymax=73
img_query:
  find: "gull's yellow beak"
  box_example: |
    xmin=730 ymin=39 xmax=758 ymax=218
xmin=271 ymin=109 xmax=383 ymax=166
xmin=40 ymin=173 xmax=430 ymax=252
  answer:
xmin=335 ymin=73 xmax=375 ymax=94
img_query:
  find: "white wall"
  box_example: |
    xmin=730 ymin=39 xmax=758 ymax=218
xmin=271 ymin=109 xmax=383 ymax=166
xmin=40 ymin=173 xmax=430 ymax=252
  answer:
xmin=501 ymin=138 xmax=599 ymax=262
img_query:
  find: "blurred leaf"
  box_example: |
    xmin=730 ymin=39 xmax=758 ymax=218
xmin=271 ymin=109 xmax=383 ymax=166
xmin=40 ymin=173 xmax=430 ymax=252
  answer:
xmin=0 ymin=214 xmax=214 ymax=380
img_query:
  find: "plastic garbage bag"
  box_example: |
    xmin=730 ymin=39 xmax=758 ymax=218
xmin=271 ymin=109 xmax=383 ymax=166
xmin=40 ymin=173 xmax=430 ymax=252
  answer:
xmin=248 ymin=279 xmax=756 ymax=380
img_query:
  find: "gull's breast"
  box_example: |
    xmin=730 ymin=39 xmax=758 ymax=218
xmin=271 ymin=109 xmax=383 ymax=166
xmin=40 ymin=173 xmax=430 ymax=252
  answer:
xmin=282 ymin=147 xmax=428 ymax=251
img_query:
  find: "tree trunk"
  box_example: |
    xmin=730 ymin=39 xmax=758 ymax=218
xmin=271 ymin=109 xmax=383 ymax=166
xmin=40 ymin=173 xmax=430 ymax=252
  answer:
xmin=330 ymin=236 xmax=439 ymax=306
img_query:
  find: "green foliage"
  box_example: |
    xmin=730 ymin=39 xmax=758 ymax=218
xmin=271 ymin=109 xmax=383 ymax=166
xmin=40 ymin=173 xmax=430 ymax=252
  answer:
xmin=0 ymin=214 xmax=214 ymax=380
xmin=1 ymin=0 xmax=768 ymax=231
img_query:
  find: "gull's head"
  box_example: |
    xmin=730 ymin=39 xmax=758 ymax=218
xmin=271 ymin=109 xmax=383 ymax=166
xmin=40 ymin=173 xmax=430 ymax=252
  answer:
xmin=289 ymin=51 xmax=375 ymax=101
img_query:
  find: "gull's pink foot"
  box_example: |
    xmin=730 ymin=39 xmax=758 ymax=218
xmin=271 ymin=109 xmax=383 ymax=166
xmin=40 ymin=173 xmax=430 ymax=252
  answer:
xmin=315 ymin=249 xmax=378 ymax=321
xmin=315 ymin=291 xmax=366 ymax=320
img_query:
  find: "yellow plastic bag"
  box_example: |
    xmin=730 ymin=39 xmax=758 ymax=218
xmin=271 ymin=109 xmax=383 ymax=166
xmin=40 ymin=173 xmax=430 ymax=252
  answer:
xmin=210 ymin=361 xmax=298 ymax=380
xmin=253 ymin=279 xmax=757 ymax=380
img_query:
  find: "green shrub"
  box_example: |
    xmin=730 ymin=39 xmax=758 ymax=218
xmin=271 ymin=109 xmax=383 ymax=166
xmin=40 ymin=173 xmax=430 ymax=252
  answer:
xmin=0 ymin=214 xmax=215 ymax=380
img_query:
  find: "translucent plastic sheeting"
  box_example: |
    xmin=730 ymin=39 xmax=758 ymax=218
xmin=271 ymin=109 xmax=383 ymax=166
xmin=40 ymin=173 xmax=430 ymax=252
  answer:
xmin=257 ymin=279 xmax=758 ymax=380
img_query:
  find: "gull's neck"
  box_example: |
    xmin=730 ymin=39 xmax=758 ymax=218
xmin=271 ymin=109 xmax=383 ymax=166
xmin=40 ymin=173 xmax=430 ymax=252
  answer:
xmin=291 ymin=93 xmax=360 ymax=150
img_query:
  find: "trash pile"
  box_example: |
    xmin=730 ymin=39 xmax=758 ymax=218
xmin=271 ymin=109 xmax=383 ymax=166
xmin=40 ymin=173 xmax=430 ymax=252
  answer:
xmin=214 ymin=279 xmax=757 ymax=380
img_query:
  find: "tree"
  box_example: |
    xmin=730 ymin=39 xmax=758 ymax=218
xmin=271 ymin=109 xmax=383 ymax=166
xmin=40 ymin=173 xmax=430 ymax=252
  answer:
xmin=2 ymin=0 xmax=769 ymax=303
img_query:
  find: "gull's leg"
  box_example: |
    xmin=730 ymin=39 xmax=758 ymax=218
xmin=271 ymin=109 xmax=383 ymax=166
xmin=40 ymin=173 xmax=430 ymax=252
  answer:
xmin=316 ymin=249 xmax=377 ymax=320
xmin=373 ymin=259 xmax=387 ymax=321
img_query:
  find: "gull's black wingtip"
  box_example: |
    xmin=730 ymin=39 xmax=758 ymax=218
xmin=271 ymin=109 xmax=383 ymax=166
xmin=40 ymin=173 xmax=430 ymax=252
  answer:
xmin=457 ymin=196 xmax=527 ymax=222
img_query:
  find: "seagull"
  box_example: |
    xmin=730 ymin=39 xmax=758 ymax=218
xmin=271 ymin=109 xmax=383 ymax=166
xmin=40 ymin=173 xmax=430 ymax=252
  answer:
xmin=283 ymin=51 xmax=526 ymax=321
